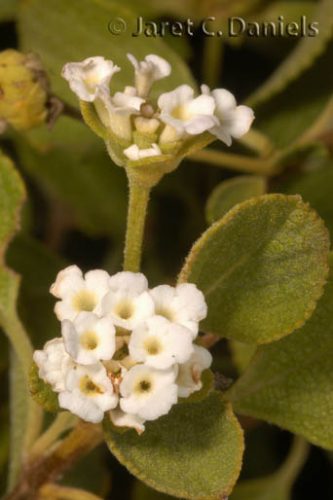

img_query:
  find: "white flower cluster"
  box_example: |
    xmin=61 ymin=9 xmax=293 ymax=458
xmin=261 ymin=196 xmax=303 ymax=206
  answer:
xmin=33 ymin=266 xmax=212 ymax=433
xmin=61 ymin=54 xmax=254 ymax=164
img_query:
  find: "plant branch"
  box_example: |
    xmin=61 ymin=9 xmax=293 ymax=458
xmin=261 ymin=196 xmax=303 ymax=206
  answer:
xmin=5 ymin=422 xmax=103 ymax=500
xmin=189 ymin=148 xmax=281 ymax=176
xmin=39 ymin=483 xmax=103 ymax=500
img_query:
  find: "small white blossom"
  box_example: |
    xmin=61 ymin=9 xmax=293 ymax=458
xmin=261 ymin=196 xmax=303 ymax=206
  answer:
xmin=127 ymin=53 xmax=171 ymax=97
xmin=123 ymin=143 xmax=162 ymax=161
xmin=120 ymin=364 xmax=178 ymax=420
xmin=201 ymin=85 xmax=254 ymax=146
xmin=177 ymin=345 xmax=212 ymax=398
xmin=158 ymin=84 xmax=217 ymax=142
xmin=50 ymin=265 xmax=110 ymax=321
xmin=101 ymin=272 xmax=154 ymax=330
xmin=62 ymin=57 xmax=120 ymax=102
xmin=149 ymin=283 xmax=207 ymax=337
xmin=33 ymin=338 xmax=73 ymax=392
xmin=62 ymin=312 xmax=116 ymax=365
xmin=109 ymin=408 xmax=145 ymax=434
xmin=129 ymin=315 xmax=193 ymax=369
xmin=59 ymin=363 xmax=118 ymax=423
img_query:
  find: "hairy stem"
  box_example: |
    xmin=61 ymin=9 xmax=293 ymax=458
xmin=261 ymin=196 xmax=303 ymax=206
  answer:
xmin=123 ymin=173 xmax=151 ymax=272
xmin=39 ymin=483 xmax=103 ymax=500
xmin=30 ymin=413 xmax=77 ymax=458
xmin=5 ymin=422 xmax=103 ymax=500
xmin=190 ymin=148 xmax=281 ymax=176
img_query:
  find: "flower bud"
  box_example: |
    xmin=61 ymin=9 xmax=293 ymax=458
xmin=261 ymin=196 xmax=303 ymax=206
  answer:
xmin=0 ymin=49 xmax=49 ymax=131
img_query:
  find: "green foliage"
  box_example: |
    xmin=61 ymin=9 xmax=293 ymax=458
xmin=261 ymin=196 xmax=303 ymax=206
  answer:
xmin=229 ymin=340 xmax=257 ymax=374
xmin=277 ymin=159 xmax=333 ymax=237
xmin=0 ymin=151 xmax=43 ymax=486
xmin=104 ymin=392 xmax=244 ymax=500
xmin=18 ymin=0 xmax=195 ymax=107
xmin=206 ymin=175 xmax=266 ymax=224
xmin=247 ymin=0 xmax=333 ymax=107
xmin=0 ymin=0 xmax=17 ymax=21
xmin=253 ymin=41 xmax=333 ymax=149
xmin=16 ymin=118 xmax=128 ymax=237
xmin=179 ymin=194 xmax=330 ymax=344
xmin=29 ymin=362 xmax=59 ymax=413
xmin=228 ymin=254 xmax=333 ymax=449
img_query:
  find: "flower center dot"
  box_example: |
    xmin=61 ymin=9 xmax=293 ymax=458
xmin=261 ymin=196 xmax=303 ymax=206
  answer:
xmin=80 ymin=331 xmax=98 ymax=350
xmin=144 ymin=337 xmax=161 ymax=355
xmin=72 ymin=290 xmax=97 ymax=312
xmin=80 ymin=375 xmax=103 ymax=395
xmin=115 ymin=301 xmax=133 ymax=320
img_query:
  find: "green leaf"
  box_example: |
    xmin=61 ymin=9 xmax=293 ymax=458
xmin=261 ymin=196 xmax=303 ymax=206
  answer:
xmin=18 ymin=0 xmax=196 ymax=108
xmin=229 ymin=340 xmax=257 ymax=375
xmin=29 ymin=362 xmax=59 ymax=413
xmin=206 ymin=175 xmax=266 ymax=225
xmin=7 ymin=234 xmax=66 ymax=347
xmin=0 ymin=0 xmax=17 ymax=21
xmin=247 ymin=0 xmax=333 ymax=107
xmin=104 ymin=392 xmax=244 ymax=500
xmin=230 ymin=436 xmax=308 ymax=500
xmin=132 ymin=481 xmax=174 ymax=500
xmin=0 ymin=151 xmax=43 ymax=487
xmin=15 ymin=117 xmax=128 ymax=237
xmin=277 ymin=159 xmax=333 ymax=238
xmin=252 ymin=39 xmax=333 ymax=149
xmin=228 ymin=253 xmax=333 ymax=449
xmin=179 ymin=194 xmax=330 ymax=344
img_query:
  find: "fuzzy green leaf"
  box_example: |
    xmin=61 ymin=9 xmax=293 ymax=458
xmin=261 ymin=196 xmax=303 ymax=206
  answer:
xmin=29 ymin=362 xmax=59 ymax=413
xmin=104 ymin=392 xmax=244 ymax=500
xmin=18 ymin=0 xmax=195 ymax=107
xmin=206 ymin=175 xmax=266 ymax=225
xmin=277 ymin=159 xmax=333 ymax=238
xmin=179 ymin=194 xmax=330 ymax=344
xmin=247 ymin=0 xmax=333 ymax=107
xmin=0 ymin=151 xmax=43 ymax=486
xmin=228 ymin=253 xmax=333 ymax=449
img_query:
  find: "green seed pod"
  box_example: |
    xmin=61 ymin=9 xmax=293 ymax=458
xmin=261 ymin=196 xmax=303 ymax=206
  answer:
xmin=0 ymin=49 xmax=49 ymax=131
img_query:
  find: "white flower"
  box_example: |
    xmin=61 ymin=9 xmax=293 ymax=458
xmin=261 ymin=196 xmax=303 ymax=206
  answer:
xmin=62 ymin=312 xmax=116 ymax=365
xmin=33 ymin=338 xmax=73 ymax=392
xmin=127 ymin=53 xmax=171 ymax=97
xmin=177 ymin=345 xmax=212 ymax=398
xmin=109 ymin=408 xmax=145 ymax=434
xmin=59 ymin=363 xmax=118 ymax=423
xmin=129 ymin=316 xmax=193 ymax=369
xmin=149 ymin=283 xmax=207 ymax=337
xmin=120 ymin=365 xmax=178 ymax=420
xmin=62 ymin=56 xmax=120 ymax=102
xmin=101 ymin=272 xmax=154 ymax=330
xmin=123 ymin=143 xmax=162 ymax=161
xmin=201 ymin=85 xmax=254 ymax=146
xmin=158 ymin=84 xmax=217 ymax=142
xmin=50 ymin=265 xmax=110 ymax=321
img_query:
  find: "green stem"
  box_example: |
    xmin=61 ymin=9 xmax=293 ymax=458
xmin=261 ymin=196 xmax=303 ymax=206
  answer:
xmin=277 ymin=436 xmax=309 ymax=485
xmin=202 ymin=34 xmax=224 ymax=88
xmin=123 ymin=173 xmax=151 ymax=272
xmin=30 ymin=413 xmax=77 ymax=458
xmin=189 ymin=148 xmax=281 ymax=176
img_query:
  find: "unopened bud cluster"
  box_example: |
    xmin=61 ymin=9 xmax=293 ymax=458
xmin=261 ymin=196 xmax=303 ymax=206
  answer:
xmin=34 ymin=266 xmax=212 ymax=433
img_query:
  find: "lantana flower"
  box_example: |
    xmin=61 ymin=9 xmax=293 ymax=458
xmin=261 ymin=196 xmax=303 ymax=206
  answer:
xmin=61 ymin=56 xmax=120 ymax=102
xmin=127 ymin=53 xmax=171 ymax=98
xmin=34 ymin=266 xmax=212 ymax=431
xmin=101 ymin=272 xmax=154 ymax=330
xmin=62 ymin=312 xmax=116 ymax=365
xmin=149 ymin=283 xmax=207 ymax=337
xmin=50 ymin=265 xmax=110 ymax=321
xmin=158 ymin=84 xmax=217 ymax=142
xmin=129 ymin=315 xmax=194 ymax=369
xmin=119 ymin=364 xmax=178 ymax=420
xmin=59 ymin=364 xmax=118 ymax=423
xmin=33 ymin=338 xmax=73 ymax=392
xmin=177 ymin=345 xmax=213 ymax=398
xmin=201 ymin=84 xmax=255 ymax=146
